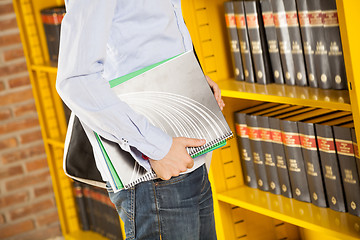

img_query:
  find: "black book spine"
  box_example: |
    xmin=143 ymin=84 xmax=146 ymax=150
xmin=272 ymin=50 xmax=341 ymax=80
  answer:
xmin=246 ymin=114 xmax=269 ymax=191
xmin=316 ymin=124 xmax=346 ymax=212
xmin=298 ymin=122 xmax=327 ymax=207
xmin=233 ymin=1 xmax=255 ymax=83
xmin=296 ymin=0 xmax=318 ymax=88
xmin=280 ymin=120 xmax=311 ymax=202
xmin=271 ymin=0 xmax=296 ymax=85
xmin=40 ymin=6 xmax=65 ymax=63
xmin=234 ymin=112 xmax=258 ymax=188
xmin=269 ymin=117 xmax=293 ymax=198
xmin=334 ymin=126 xmax=360 ymax=216
xmin=244 ymin=1 xmax=272 ymax=84
xmin=73 ymin=181 xmax=90 ymax=230
xmin=224 ymin=1 xmax=245 ymax=81
xmin=260 ymin=0 xmax=285 ymax=84
xmin=258 ymin=115 xmax=281 ymax=194
xmin=322 ymin=0 xmax=347 ymax=90
xmin=83 ymin=184 xmax=96 ymax=232
xmin=283 ymin=0 xmax=308 ymax=86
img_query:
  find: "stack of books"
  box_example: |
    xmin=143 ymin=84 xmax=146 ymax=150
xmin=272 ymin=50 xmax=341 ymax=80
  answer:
xmin=234 ymin=102 xmax=360 ymax=217
xmin=224 ymin=0 xmax=347 ymax=90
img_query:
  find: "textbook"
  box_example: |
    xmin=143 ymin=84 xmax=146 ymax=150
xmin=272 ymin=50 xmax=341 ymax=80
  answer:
xmin=94 ymin=50 xmax=233 ymax=191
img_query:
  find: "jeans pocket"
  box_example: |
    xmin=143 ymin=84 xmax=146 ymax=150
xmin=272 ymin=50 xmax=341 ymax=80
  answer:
xmin=108 ymin=187 xmax=136 ymax=240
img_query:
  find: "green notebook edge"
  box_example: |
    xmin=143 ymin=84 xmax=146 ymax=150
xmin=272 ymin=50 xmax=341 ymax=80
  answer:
xmin=94 ymin=132 xmax=124 ymax=190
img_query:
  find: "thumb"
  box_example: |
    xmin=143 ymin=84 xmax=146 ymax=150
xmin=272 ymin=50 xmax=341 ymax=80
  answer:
xmin=183 ymin=138 xmax=206 ymax=147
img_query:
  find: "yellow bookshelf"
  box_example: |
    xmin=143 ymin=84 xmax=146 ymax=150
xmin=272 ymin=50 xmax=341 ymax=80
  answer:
xmin=14 ymin=0 xmax=360 ymax=239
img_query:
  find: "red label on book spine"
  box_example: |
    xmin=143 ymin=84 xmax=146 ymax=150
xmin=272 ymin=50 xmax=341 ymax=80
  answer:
xmin=225 ymin=13 xmax=236 ymax=28
xmin=317 ymin=137 xmax=336 ymax=153
xmin=248 ymin=127 xmax=260 ymax=140
xmin=282 ymin=132 xmax=301 ymax=146
xmin=260 ymin=128 xmax=272 ymax=141
xmin=273 ymin=12 xmax=287 ymax=27
xmin=262 ymin=12 xmax=275 ymax=27
xmin=300 ymin=135 xmax=317 ymax=150
xmin=41 ymin=14 xmax=65 ymax=25
xmin=235 ymin=14 xmax=246 ymax=28
xmin=335 ymin=139 xmax=354 ymax=156
xmin=286 ymin=11 xmax=299 ymax=27
xmin=246 ymin=14 xmax=259 ymax=29
xmin=323 ymin=10 xmax=338 ymax=26
xmin=271 ymin=130 xmax=282 ymax=144
xmin=236 ymin=123 xmax=249 ymax=137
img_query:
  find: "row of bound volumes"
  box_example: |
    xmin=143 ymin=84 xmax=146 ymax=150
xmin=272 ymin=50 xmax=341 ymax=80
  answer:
xmin=73 ymin=181 xmax=123 ymax=240
xmin=234 ymin=102 xmax=360 ymax=217
xmin=224 ymin=0 xmax=347 ymax=90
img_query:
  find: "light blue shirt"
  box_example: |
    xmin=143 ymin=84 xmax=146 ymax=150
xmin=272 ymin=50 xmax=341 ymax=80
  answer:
xmin=56 ymin=0 xmax=206 ymax=180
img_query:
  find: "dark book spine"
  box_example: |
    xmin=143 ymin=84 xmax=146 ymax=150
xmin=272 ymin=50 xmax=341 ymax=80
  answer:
xmin=322 ymin=0 xmax=347 ymax=90
xmin=246 ymin=114 xmax=269 ymax=191
xmin=297 ymin=122 xmax=327 ymax=207
xmin=296 ymin=0 xmax=318 ymax=88
xmin=260 ymin=0 xmax=285 ymax=84
xmin=258 ymin=115 xmax=281 ymax=194
xmin=73 ymin=181 xmax=90 ymax=230
xmin=280 ymin=120 xmax=311 ymax=202
xmin=316 ymin=124 xmax=346 ymax=212
xmin=244 ymin=1 xmax=272 ymax=84
xmin=234 ymin=112 xmax=258 ymax=188
xmin=83 ymin=184 xmax=96 ymax=232
xmin=269 ymin=117 xmax=293 ymax=198
xmin=283 ymin=0 xmax=308 ymax=86
xmin=271 ymin=0 xmax=296 ymax=85
xmin=334 ymin=126 xmax=360 ymax=216
xmin=90 ymin=186 xmax=105 ymax=236
xmin=224 ymin=1 xmax=245 ymax=81
xmin=40 ymin=6 xmax=65 ymax=63
xmin=233 ymin=1 xmax=255 ymax=83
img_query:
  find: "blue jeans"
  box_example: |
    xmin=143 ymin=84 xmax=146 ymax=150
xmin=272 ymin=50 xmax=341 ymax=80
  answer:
xmin=107 ymin=164 xmax=217 ymax=240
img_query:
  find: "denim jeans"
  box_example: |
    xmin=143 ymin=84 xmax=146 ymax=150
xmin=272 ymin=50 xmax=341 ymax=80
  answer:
xmin=107 ymin=164 xmax=217 ymax=240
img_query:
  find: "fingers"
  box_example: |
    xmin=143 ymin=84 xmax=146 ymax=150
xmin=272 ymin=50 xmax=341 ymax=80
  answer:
xmin=205 ymin=75 xmax=225 ymax=110
xmin=182 ymin=137 xmax=206 ymax=147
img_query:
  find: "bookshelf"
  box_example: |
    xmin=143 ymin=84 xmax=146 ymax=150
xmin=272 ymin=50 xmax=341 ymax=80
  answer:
xmin=13 ymin=0 xmax=360 ymax=240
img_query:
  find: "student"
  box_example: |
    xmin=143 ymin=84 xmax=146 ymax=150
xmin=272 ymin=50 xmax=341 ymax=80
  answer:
xmin=56 ymin=1 xmax=224 ymax=239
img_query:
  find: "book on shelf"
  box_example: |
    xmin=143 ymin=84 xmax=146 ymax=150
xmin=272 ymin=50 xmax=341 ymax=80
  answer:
xmin=296 ymin=0 xmax=329 ymax=88
xmin=244 ymin=0 xmax=273 ymax=85
xmin=40 ymin=6 xmax=66 ymax=63
xmin=269 ymin=117 xmax=293 ymax=198
xmin=224 ymin=1 xmax=245 ymax=81
xmin=271 ymin=0 xmax=296 ymax=86
xmin=257 ymin=115 xmax=281 ymax=194
xmin=333 ymin=124 xmax=360 ymax=217
xmin=279 ymin=119 xmax=311 ymax=202
xmin=246 ymin=114 xmax=270 ymax=191
xmin=234 ymin=112 xmax=258 ymax=189
xmin=81 ymin=50 xmax=233 ymax=191
xmin=73 ymin=181 xmax=90 ymax=231
xmin=283 ymin=0 xmax=308 ymax=86
xmin=297 ymin=121 xmax=327 ymax=207
xmin=260 ymin=0 xmax=285 ymax=85
xmin=321 ymin=0 xmax=347 ymax=90
xmin=233 ymin=1 xmax=255 ymax=83
xmin=315 ymin=123 xmax=346 ymax=212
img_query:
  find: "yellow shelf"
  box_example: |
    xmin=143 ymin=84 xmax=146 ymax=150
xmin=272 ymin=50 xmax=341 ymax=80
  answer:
xmin=44 ymin=137 xmax=65 ymax=148
xmin=64 ymin=230 xmax=109 ymax=240
xmin=31 ymin=63 xmax=58 ymax=73
xmin=218 ymin=79 xmax=351 ymax=111
xmin=218 ymin=186 xmax=360 ymax=240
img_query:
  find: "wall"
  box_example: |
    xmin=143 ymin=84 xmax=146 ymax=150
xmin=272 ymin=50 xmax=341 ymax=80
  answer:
xmin=0 ymin=0 xmax=62 ymax=239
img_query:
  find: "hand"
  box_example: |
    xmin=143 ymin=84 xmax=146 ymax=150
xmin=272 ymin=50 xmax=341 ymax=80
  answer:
xmin=206 ymin=75 xmax=225 ymax=110
xmin=149 ymin=137 xmax=206 ymax=180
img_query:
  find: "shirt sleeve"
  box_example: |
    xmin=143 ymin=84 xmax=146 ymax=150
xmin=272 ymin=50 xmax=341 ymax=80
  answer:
xmin=56 ymin=0 xmax=172 ymax=162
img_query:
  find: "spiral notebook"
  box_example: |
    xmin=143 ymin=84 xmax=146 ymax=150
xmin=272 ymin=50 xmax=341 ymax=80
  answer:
xmin=95 ymin=50 xmax=233 ymax=191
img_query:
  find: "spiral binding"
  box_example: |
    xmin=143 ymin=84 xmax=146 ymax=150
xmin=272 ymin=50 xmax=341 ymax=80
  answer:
xmin=124 ymin=171 xmax=157 ymax=189
xmin=188 ymin=132 xmax=234 ymax=157
xmin=123 ymin=131 xmax=233 ymax=189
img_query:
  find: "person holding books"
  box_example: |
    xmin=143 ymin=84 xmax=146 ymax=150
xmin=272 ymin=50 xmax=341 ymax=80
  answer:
xmin=56 ymin=1 xmax=224 ymax=239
